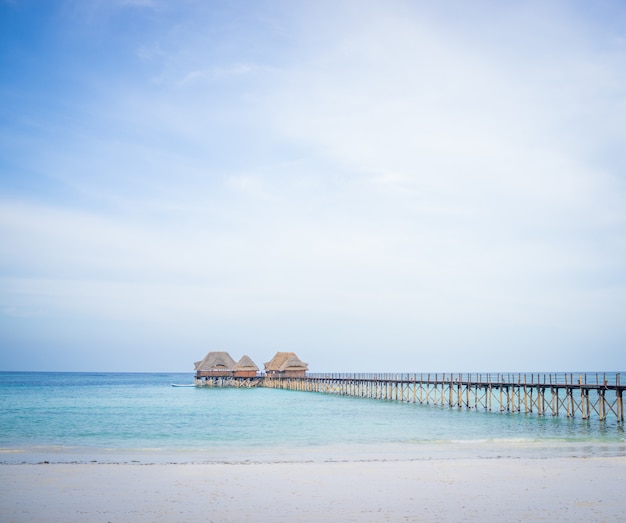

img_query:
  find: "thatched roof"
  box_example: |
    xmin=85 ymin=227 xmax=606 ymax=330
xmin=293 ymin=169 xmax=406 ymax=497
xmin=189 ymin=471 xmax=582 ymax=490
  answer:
xmin=234 ymin=354 xmax=259 ymax=371
xmin=264 ymin=352 xmax=308 ymax=372
xmin=195 ymin=351 xmax=237 ymax=372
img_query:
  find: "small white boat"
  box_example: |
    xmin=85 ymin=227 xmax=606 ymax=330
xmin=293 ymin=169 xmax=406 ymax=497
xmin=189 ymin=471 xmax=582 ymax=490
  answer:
xmin=170 ymin=383 xmax=195 ymax=387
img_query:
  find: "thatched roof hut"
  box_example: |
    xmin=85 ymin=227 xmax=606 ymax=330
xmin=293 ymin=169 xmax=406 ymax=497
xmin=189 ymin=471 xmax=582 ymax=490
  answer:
xmin=264 ymin=352 xmax=308 ymax=377
xmin=195 ymin=351 xmax=237 ymax=377
xmin=233 ymin=355 xmax=259 ymax=378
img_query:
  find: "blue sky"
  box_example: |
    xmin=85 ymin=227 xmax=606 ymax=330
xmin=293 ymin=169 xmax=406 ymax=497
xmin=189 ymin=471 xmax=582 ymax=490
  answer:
xmin=1 ymin=0 xmax=625 ymax=372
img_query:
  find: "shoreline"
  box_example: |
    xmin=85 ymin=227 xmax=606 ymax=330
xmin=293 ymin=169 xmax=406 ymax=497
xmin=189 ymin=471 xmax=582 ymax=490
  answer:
xmin=2 ymin=437 xmax=626 ymax=465
xmin=2 ymin=456 xmax=625 ymax=522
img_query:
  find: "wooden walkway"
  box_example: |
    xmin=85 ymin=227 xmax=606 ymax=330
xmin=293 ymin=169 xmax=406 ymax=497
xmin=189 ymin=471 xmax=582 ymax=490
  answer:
xmin=262 ymin=372 xmax=624 ymax=423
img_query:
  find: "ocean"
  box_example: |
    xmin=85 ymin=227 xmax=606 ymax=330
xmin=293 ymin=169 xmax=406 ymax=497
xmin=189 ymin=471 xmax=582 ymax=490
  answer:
xmin=1 ymin=372 xmax=624 ymax=464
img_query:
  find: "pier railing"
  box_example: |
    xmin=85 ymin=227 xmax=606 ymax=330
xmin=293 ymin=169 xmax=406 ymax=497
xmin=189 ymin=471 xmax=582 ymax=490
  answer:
xmin=306 ymin=372 xmax=621 ymax=387
xmin=262 ymin=372 xmax=624 ymax=423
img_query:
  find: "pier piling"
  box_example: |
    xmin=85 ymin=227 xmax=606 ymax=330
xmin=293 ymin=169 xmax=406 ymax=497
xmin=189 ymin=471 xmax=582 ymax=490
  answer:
xmin=194 ymin=372 xmax=624 ymax=424
xmin=260 ymin=372 xmax=624 ymax=424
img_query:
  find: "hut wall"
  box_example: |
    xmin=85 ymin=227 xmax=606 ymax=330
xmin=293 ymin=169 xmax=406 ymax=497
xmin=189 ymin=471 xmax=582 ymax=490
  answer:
xmin=196 ymin=370 xmax=234 ymax=378
xmin=234 ymin=370 xmax=258 ymax=378
xmin=282 ymin=370 xmax=306 ymax=378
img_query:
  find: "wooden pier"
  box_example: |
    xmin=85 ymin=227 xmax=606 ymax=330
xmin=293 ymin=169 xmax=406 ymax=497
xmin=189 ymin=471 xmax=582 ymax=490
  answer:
xmin=262 ymin=372 xmax=624 ymax=423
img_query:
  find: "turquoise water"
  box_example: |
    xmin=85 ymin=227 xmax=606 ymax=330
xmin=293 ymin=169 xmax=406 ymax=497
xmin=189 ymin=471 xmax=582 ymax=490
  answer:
xmin=1 ymin=372 xmax=624 ymax=463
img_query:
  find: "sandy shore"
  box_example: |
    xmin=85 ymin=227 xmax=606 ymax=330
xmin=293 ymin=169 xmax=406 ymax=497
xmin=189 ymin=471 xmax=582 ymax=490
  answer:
xmin=1 ymin=457 xmax=624 ymax=522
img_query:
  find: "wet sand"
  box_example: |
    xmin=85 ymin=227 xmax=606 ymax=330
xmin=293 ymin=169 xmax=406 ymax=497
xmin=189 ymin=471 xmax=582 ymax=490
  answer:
xmin=1 ymin=457 xmax=624 ymax=522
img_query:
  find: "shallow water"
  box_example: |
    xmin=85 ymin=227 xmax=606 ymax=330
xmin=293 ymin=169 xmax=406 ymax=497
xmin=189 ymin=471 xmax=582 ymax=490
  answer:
xmin=1 ymin=372 xmax=624 ymax=463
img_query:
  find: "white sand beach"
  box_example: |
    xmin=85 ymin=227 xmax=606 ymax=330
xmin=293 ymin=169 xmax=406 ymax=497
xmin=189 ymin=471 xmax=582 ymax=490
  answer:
xmin=1 ymin=457 xmax=624 ymax=522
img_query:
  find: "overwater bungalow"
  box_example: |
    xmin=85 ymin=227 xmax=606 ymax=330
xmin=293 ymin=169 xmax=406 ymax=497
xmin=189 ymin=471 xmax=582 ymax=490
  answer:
xmin=194 ymin=351 xmax=237 ymax=377
xmin=233 ymin=355 xmax=259 ymax=378
xmin=264 ymin=352 xmax=308 ymax=378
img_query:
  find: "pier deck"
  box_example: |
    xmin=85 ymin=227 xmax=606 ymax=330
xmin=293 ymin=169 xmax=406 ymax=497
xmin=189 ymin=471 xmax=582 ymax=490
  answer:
xmin=195 ymin=372 xmax=624 ymax=423
xmin=264 ymin=372 xmax=624 ymax=423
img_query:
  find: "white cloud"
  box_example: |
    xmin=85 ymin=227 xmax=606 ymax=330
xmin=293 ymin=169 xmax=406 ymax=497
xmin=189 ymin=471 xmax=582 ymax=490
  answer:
xmin=180 ymin=63 xmax=260 ymax=85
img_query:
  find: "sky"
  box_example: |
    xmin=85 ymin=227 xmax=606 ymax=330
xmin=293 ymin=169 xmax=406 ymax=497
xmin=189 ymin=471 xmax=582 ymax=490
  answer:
xmin=1 ymin=0 xmax=625 ymax=373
